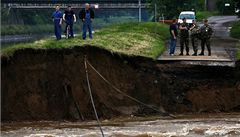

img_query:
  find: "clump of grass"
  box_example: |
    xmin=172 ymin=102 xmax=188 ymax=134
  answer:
xmin=230 ymin=22 xmax=240 ymax=61
xmin=1 ymin=22 xmax=169 ymax=59
xmin=237 ymin=51 xmax=240 ymax=61
xmin=230 ymin=21 xmax=240 ymax=39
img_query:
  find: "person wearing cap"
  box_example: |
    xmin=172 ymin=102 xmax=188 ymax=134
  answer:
xmin=52 ymin=5 xmax=63 ymax=40
xmin=199 ymin=19 xmax=213 ymax=56
xmin=79 ymin=3 xmax=95 ymax=39
xmin=63 ymin=5 xmax=77 ymax=38
xmin=179 ymin=18 xmax=190 ymax=56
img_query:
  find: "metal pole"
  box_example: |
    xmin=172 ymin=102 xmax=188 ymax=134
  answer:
xmin=205 ymin=0 xmax=208 ymax=10
xmin=155 ymin=3 xmax=157 ymax=22
xmin=138 ymin=0 xmax=141 ymax=22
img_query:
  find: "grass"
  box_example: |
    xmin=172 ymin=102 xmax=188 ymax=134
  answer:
xmin=1 ymin=17 xmax=138 ymax=35
xmin=196 ymin=11 xmax=218 ymax=21
xmin=1 ymin=24 xmax=53 ymax=35
xmin=237 ymin=50 xmax=240 ymax=61
xmin=231 ymin=22 xmax=240 ymax=63
xmin=1 ymin=22 xmax=169 ymax=59
xmin=230 ymin=21 xmax=240 ymax=39
xmin=230 ymin=21 xmax=240 ymax=60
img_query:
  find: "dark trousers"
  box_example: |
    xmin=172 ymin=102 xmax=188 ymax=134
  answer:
xmin=201 ymin=38 xmax=211 ymax=55
xmin=191 ymin=37 xmax=198 ymax=54
xmin=54 ymin=20 xmax=61 ymax=40
xmin=180 ymin=37 xmax=189 ymax=54
xmin=64 ymin=22 xmax=74 ymax=37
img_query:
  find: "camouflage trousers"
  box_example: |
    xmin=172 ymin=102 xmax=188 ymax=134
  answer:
xmin=180 ymin=37 xmax=189 ymax=54
xmin=191 ymin=36 xmax=198 ymax=54
xmin=200 ymin=38 xmax=211 ymax=55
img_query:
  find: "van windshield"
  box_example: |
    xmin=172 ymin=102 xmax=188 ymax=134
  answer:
xmin=179 ymin=14 xmax=195 ymax=19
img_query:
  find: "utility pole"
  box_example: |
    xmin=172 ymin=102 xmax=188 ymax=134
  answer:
xmin=138 ymin=0 xmax=141 ymax=22
xmin=155 ymin=3 xmax=157 ymax=22
xmin=205 ymin=0 xmax=208 ymax=10
xmin=154 ymin=0 xmax=157 ymax=22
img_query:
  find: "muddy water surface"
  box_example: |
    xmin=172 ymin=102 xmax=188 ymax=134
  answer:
xmin=2 ymin=113 xmax=240 ymax=137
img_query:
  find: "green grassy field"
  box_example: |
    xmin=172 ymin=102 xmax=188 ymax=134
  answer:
xmin=1 ymin=17 xmax=138 ymax=35
xmin=1 ymin=22 xmax=169 ymax=59
xmin=230 ymin=21 xmax=240 ymax=39
xmin=1 ymin=24 xmax=53 ymax=35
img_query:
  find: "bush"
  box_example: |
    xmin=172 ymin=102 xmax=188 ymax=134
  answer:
xmin=230 ymin=21 xmax=240 ymax=39
xmin=196 ymin=11 xmax=218 ymax=21
xmin=216 ymin=0 xmax=236 ymax=15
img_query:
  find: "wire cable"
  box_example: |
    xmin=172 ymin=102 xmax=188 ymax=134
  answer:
xmin=84 ymin=56 xmax=105 ymax=137
xmin=86 ymin=59 xmax=176 ymax=118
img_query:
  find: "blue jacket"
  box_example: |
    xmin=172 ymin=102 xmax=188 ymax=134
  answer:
xmin=52 ymin=11 xmax=62 ymax=20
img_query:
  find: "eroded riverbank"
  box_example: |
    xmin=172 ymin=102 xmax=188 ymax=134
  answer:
xmin=1 ymin=46 xmax=240 ymax=122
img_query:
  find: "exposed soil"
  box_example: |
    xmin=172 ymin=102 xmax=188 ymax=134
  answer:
xmin=1 ymin=46 xmax=240 ymax=121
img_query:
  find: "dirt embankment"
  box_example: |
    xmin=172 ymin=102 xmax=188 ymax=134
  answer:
xmin=1 ymin=46 xmax=240 ymax=121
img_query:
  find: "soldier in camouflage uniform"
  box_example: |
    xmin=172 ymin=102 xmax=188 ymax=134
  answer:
xmin=199 ymin=19 xmax=213 ymax=56
xmin=179 ymin=18 xmax=190 ymax=55
xmin=190 ymin=20 xmax=200 ymax=56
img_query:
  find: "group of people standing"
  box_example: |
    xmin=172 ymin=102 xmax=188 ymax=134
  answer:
xmin=52 ymin=3 xmax=95 ymax=40
xmin=169 ymin=18 xmax=213 ymax=56
xmin=52 ymin=5 xmax=213 ymax=57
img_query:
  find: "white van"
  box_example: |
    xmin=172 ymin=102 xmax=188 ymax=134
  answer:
xmin=178 ymin=11 xmax=196 ymax=24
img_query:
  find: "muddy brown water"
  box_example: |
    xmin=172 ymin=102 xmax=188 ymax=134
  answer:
xmin=1 ymin=113 xmax=240 ymax=137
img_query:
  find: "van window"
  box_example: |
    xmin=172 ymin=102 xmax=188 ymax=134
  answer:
xmin=179 ymin=14 xmax=195 ymax=19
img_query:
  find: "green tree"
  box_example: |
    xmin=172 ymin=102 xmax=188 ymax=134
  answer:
xmin=147 ymin=0 xmax=205 ymax=20
xmin=197 ymin=0 xmax=205 ymax=10
xmin=216 ymin=0 xmax=235 ymax=15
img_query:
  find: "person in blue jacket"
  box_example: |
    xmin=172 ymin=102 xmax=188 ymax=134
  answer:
xmin=79 ymin=3 xmax=95 ymax=39
xmin=52 ymin=5 xmax=63 ymax=40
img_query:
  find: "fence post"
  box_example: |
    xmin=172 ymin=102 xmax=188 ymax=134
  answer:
xmin=139 ymin=0 xmax=141 ymax=22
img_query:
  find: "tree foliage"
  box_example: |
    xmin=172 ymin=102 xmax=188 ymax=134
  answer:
xmin=216 ymin=0 xmax=236 ymax=15
xmin=147 ymin=0 xmax=205 ymax=19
